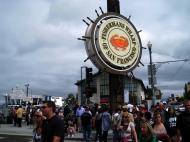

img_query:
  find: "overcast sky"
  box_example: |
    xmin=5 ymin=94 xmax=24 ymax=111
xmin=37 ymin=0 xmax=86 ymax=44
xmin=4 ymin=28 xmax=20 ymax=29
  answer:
xmin=0 ymin=0 xmax=190 ymax=100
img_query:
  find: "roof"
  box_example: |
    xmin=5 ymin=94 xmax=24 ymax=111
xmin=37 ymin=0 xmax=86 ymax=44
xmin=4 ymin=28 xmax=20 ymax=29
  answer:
xmin=75 ymin=70 xmax=147 ymax=91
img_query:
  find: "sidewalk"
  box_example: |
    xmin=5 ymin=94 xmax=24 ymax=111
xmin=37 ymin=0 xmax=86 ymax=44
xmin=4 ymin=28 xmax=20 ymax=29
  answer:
xmin=0 ymin=123 xmax=113 ymax=141
xmin=0 ymin=123 xmax=33 ymax=137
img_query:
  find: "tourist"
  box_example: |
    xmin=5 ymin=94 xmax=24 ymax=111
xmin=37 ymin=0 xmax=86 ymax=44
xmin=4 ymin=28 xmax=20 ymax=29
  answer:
xmin=41 ymin=101 xmax=64 ymax=142
xmin=176 ymin=99 xmax=190 ymax=142
xmin=81 ymin=106 xmax=92 ymax=141
xmin=153 ymin=111 xmax=170 ymax=142
xmin=101 ymin=105 xmax=111 ymax=142
xmin=120 ymin=113 xmax=138 ymax=142
xmin=138 ymin=121 xmax=157 ymax=142
xmin=33 ymin=110 xmax=43 ymax=142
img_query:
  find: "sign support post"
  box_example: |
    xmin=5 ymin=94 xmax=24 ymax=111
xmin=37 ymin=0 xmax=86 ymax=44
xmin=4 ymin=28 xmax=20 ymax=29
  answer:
xmin=107 ymin=0 xmax=124 ymax=109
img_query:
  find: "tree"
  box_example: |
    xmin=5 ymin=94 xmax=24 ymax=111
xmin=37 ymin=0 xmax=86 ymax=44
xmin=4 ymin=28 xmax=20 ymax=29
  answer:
xmin=65 ymin=93 xmax=76 ymax=108
xmin=184 ymin=91 xmax=190 ymax=99
xmin=184 ymin=83 xmax=190 ymax=99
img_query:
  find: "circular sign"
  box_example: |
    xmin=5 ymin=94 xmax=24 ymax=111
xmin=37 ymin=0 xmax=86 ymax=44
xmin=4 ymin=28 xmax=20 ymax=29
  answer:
xmin=85 ymin=13 xmax=142 ymax=74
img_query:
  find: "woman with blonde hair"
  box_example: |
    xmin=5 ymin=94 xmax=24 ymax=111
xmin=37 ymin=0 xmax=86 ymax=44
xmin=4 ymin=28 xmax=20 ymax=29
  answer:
xmin=33 ymin=110 xmax=44 ymax=142
xmin=120 ymin=113 xmax=138 ymax=142
xmin=138 ymin=121 xmax=157 ymax=142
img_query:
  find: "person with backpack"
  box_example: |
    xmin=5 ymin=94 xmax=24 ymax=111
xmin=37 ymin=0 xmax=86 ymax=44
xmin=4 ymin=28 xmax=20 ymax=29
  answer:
xmin=81 ymin=106 xmax=92 ymax=141
xmin=112 ymin=107 xmax=122 ymax=142
xmin=101 ymin=105 xmax=111 ymax=142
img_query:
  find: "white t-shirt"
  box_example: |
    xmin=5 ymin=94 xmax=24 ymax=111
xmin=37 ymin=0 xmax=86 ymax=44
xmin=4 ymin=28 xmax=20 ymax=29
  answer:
xmin=122 ymin=122 xmax=135 ymax=141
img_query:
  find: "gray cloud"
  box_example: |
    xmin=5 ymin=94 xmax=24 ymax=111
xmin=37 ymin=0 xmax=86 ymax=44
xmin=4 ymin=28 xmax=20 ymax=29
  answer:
xmin=0 ymin=0 xmax=189 ymax=101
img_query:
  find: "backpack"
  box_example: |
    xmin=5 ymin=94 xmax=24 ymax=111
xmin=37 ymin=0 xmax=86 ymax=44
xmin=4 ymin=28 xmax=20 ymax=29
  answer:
xmin=102 ymin=112 xmax=111 ymax=131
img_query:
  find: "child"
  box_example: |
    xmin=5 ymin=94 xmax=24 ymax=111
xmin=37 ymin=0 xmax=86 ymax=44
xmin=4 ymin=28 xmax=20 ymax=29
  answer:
xmin=67 ymin=120 xmax=76 ymax=137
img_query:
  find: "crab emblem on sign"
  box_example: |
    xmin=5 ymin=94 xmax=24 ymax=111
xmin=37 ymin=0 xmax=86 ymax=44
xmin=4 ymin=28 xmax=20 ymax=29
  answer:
xmin=110 ymin=34 xmax=129 ymax=51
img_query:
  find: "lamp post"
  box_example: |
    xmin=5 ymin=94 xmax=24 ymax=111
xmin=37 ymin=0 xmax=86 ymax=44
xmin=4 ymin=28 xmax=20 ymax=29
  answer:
xmin=81 ymin=66 xmax=87 ymax=105
xmin=5 ymin=93 xmax=8 ymax=107
xmin=147 ymin=41 xmax=155 ymax=105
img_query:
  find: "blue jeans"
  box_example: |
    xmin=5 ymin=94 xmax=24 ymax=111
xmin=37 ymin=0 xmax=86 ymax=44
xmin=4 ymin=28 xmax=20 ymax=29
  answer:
xmin=82 ymin=125 xmax=92 ymax=141
xmin=102 ymin=131 xmax=108 ymax=142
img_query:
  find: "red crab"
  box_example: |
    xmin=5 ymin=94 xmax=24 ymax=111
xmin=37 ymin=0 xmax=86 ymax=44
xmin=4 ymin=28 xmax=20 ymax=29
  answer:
xmin=110 ymin=34 xmax=129 ymax=50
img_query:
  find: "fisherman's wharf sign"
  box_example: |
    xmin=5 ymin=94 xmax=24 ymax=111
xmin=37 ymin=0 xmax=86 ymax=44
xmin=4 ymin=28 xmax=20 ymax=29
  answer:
xmin=84 ymin=13 xmax=142 ymax=74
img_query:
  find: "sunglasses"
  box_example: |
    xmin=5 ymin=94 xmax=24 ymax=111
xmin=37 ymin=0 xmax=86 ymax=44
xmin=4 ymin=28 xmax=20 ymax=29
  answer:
xmin=35 ymin=115 xmax=42 ymax=118
xmin=41 ymin=106 xmax=47 ymax=109
xmin=123 ymin=124 xmax=128 ymax=126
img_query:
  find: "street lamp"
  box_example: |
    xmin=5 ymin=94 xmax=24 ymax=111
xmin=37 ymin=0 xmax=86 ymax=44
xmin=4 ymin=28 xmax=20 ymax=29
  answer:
xmin=5 ymin=93 xmax=8 ymax=107
xmin=147 ymin=41 xmax=155 ymax=105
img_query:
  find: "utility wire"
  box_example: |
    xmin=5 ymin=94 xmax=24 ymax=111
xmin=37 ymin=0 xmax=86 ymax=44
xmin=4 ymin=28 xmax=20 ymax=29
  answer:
xmin=144 ymin=58 xmax=190 ymax=88
xmin=143 ymin=59 xmax=190 ymax=65
xmin=153 ymin=59 xmax=190 ymax=64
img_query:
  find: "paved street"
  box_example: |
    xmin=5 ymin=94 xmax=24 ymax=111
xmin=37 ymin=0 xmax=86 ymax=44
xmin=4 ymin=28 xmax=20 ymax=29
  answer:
xmin=0 ymin=123 xmax=113 ymax=142
xmin=0 ymin=134 xmax=32 ymax=142
xmin=0 ymin=123 xmax=33 ymax=142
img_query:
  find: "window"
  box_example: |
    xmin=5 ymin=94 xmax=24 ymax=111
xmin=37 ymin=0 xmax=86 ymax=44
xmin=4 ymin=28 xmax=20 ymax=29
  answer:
xmin=124 ymin=79 xmax=137 ymax=92
xmin=100 ymin=72 xmax=109 ymax=96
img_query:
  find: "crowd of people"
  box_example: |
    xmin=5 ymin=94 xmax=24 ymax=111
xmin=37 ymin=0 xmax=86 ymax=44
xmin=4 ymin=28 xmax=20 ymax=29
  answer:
xmin=5 ymin=99 xmax=190 ymax=142
xmin=68 ymin=99 xmax=190 ymax=142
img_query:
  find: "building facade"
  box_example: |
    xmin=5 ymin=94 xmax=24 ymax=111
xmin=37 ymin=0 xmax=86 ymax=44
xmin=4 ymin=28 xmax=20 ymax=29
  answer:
xmin=186 ymin=82 xmax=190 ymax=92
xmin=75 ymin=71 xmax=147 ymax=108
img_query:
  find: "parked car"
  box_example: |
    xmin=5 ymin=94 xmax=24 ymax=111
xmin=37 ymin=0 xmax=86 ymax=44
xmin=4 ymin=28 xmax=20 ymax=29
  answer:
xmin=168 ymin=102 xmax=184 ymax=112
xmin=178 ymin=105 xmax=185 ymax=112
